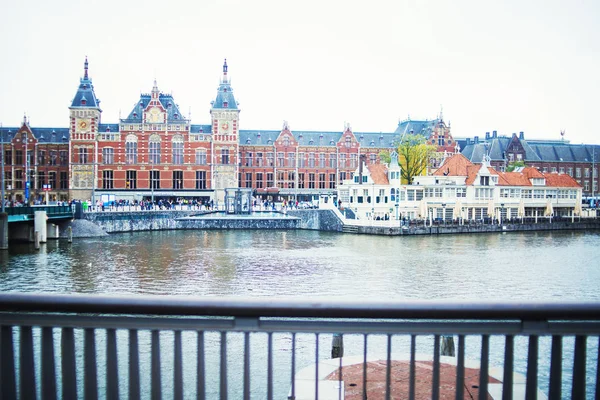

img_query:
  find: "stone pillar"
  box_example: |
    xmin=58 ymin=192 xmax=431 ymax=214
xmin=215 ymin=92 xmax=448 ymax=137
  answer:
xmin=331 ymin=333 xmax=344 ymax=359
xmin=47 ymin=223 xmax=60 ymax=239
xmin=34 ymin=211 xmax=48 ymax=243
xmin=441 ymin=335 xmax=455 ymax=357
xmin=0 ymin=213 xmax=8 ymax=250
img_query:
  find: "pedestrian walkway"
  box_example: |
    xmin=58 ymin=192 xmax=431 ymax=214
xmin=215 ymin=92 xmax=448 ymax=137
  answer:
xmin=291 ymin=353 xmax=546 ymax=400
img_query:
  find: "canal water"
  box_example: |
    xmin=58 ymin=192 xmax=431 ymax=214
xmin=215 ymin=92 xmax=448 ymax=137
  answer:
xmin=1 ymin=229 xmax=599 ymax=398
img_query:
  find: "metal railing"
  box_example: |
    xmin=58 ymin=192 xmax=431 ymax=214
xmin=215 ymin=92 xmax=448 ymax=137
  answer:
xmin=0 ymin=293 xmax=598 ymax=399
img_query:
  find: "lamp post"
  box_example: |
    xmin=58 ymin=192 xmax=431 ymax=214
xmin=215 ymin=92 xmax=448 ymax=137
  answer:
xmin=500 ymin=203 xmax=505 ymax=225
xmin=24 ymin=135 xmax=29 ymax=205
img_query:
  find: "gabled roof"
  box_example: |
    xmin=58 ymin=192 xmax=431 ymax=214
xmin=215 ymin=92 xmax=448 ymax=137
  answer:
xmin=0 ymin=126 xmax=70 ymax=143
xmin=190 ymin=124 xmax=212 ymax=134
xmin=498 ymin=172 xmax=532 ymax=186
xmin=355 ymin=132 xmax=398 ymax=149
xmin=238 ymin=128 xmax=399 ymax=148
xmin=366 ymin=163 xmax=389 ymax=185
xmin=543 ymin=173 xmax=581 ymax=188
xmin=124 ymin=92 xmax=186 ymax=122
xmin=433 ymin=153 xmax=473 ymax=176
xmin=70 ymin=58 xmax=100 ymax=109
xmin=394 ymin=119 xmax=437 ymax=139
xmin=459 ymin=134 xmax=599 ymax=164
xmin=521 ymin=167 xmax=544 ymax=179
xmin=98 ymin=123 xmax=119 ymax=133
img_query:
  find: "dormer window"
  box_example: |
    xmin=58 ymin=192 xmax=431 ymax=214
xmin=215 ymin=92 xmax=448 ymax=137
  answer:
xmin=106 ymin=127 xmax=111 ymax=132
xmin=224 ymin=88 xmax=228 ymax=92
xmin=223 ymin=101 xmax=228 ymax=108
xmin=309 ymin=140 xmax=314 ymax=145
xmin=81 ymin=98 xmax=86 ymax=106
xmin=174 ymin=114 xmax=178 ymax=119
xmin=133 ymin=112 xmax=137 ymax=118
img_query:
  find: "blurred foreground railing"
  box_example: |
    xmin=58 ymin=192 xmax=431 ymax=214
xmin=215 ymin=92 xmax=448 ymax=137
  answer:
xmin=0 ymin=293 xmax=599 ymax=399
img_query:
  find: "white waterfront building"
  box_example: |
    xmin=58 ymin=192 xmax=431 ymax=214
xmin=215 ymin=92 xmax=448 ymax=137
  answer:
xmin=338 ymin=153 xmax=583 ymax=223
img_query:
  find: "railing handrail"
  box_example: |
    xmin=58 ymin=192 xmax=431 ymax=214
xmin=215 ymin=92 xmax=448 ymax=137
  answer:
xmin=1 ymin=293 xmax=599 ymax=320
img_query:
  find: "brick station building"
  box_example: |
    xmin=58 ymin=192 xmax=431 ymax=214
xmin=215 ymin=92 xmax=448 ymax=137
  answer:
xmin=0 ymin=58 xmax=598 ymax=205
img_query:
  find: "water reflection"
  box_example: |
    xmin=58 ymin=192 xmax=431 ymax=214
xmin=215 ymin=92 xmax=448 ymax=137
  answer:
xmin=0 ymin=230 xmax=599 ymax=301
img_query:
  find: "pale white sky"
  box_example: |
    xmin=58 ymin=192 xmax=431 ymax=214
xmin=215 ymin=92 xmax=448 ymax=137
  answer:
xmin=1 ymin=0 xmax=599 ymax=143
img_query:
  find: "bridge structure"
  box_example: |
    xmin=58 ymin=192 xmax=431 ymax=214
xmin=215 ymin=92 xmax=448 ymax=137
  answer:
xmin=5 ymin=205 xmax=74 ymax=223
xmin=0 ymin=206 xmax=74 ymax=248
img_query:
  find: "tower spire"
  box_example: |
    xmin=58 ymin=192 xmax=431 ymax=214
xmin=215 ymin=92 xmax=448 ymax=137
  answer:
xmin=84 ymin=56 xmax=89 ymax=79
xmin=222 ymin=58 xmax=228 ymax=83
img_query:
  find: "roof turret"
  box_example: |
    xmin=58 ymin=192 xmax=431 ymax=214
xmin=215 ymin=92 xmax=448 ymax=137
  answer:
xmin=211 ymin=59 xmax=238 ymax=110
xmin=70 ymin=57 xmax=100 ymax=109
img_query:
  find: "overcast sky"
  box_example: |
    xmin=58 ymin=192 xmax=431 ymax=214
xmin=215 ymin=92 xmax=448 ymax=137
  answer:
xmin=1 ymin=0 xmax=599 ymax=144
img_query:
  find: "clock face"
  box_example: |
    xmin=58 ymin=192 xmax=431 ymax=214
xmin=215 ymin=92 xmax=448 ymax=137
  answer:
xmin=221 ymin=122 xmax=229 ymax=131
xmin=77 ymin=119 xmax=89 ymax=132
xmin=149 ymin=107 xmax=161 ymax=123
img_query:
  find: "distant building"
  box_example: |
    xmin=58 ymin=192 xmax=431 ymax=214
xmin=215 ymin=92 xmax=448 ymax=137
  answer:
xmin=0 ymin=59 xmax=596 ymax=206
xmin=458 ymin=131 xmax=599 ymax=200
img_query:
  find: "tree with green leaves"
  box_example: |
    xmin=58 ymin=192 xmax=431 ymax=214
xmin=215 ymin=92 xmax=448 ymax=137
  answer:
xmin=506 ymin=161 xmax=526 ymax=172
xmin=380 ymin=136 xmax=436 ymax=184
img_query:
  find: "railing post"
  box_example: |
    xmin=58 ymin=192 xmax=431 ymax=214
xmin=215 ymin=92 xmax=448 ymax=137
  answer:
xmin=0 ymin=213 xmax=8 ymax=250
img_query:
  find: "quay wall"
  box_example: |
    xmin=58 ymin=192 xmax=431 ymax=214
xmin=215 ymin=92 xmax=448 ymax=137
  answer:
xmin=62 ymin=209 xmax=599 ymax=237
xmin=350 ymin=220 xmax=600 ymax=236
xmin=65 ymin=210 xmax=312 ymax=237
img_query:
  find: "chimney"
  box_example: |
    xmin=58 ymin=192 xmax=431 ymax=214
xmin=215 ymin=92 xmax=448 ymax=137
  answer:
xmin=466 ymin=138 xmax=471 ymax=145
xmin=519 ymin=131 xmax=524 ymax=140
xmin=485 ymin=132 xmax=490 ymax=140
xmin=492 ymin=130 xmax=497 ymax=138
xmin=474 ymin=136 xmax=479 ymax=144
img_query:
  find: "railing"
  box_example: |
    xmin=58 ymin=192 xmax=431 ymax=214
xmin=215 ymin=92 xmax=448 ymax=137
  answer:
xmin=0 ymin=293 xmax=599 ymax=399
xmin=4 ymin=205 xmax=73 ymax=217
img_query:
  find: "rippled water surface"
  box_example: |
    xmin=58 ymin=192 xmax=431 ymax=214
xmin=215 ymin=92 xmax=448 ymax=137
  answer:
xmin=1 ymin=229 xmax=599 ymax=398
xmin=1 ymin=229 xmax=599 ymax=301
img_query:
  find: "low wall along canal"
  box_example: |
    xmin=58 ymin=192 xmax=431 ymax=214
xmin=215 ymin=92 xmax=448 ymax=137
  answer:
xmin=59 ymin=209 xmax=600 ymax=238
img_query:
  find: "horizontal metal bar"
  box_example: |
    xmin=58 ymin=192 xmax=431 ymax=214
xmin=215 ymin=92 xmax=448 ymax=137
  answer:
xmin=2 ymin=313 xmax=600 ymax=336
xmin=0 ymin=313 xmax=235 ymax=331
xmin=1 ymin=293 xmax=600 ymax=320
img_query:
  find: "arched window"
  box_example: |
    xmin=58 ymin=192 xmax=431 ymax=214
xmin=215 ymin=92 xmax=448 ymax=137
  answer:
xmin=172 ymin=134 xmax=184 ymax=164
xmin=149 ymin=134 xmax=161 ymax=164
xmin=125 ymin=134 xmax=138 ymax=164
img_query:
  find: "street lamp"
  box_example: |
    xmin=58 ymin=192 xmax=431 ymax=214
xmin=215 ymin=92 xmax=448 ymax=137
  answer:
xmin=500 ymin=203 xmax=505 ymax=225
xmin=24 ymin=135 xmax=29 ymax=205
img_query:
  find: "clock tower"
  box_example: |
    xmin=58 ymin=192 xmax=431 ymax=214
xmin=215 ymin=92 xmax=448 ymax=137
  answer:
xmin=210 ymin=59 xmax=240 ymax=202
xmin=69 ymin=57 xmax=102 ymax=202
